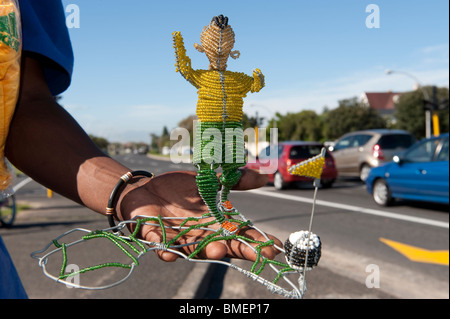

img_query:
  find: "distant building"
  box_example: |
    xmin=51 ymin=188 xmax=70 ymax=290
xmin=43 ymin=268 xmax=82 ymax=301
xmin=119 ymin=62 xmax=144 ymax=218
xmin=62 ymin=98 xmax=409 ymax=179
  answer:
xmin=361 ymin=91 xmax=403 ymax=125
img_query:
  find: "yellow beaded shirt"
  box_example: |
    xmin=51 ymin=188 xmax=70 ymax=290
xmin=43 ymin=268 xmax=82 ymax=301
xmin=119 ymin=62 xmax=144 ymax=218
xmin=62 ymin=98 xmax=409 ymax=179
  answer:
xmin=173 ymin=28 xmax=264 ymax=123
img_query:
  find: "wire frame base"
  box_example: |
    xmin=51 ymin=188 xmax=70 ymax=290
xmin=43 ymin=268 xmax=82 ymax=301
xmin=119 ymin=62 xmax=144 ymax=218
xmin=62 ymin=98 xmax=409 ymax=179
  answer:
xmin=31 ymin=212 xmax=310 ymax=299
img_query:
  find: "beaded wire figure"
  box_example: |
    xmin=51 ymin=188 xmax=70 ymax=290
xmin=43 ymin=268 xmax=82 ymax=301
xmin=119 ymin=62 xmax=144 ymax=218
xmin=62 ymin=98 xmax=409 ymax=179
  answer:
xmin=173 ymin=15 xmax=264 ymax=232
xmin=31 ymin=15 xmax=324 ymax=300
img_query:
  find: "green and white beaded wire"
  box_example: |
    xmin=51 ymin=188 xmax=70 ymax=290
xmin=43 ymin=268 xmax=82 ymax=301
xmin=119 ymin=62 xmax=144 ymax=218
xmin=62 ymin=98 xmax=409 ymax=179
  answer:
xmin=31 ymin=212 xmax=306 ymax=298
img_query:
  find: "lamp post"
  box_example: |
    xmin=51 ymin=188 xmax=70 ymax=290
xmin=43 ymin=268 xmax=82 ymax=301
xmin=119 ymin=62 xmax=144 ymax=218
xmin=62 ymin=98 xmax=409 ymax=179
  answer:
xmin=385 ymin=69 xmax=432 ymax=138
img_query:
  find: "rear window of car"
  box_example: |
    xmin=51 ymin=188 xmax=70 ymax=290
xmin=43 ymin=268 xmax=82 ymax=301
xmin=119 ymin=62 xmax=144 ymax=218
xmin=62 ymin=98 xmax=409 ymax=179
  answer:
xmin=289 ymin=145 xmax=328 ymax=159
xmin=377 ymin=134 xmax=416 ymax=149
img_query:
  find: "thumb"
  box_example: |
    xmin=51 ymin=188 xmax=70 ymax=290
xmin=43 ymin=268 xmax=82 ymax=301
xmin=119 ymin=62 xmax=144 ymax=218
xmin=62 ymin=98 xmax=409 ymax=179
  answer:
xmin=231 ymin=168 xmax=268 ymax=190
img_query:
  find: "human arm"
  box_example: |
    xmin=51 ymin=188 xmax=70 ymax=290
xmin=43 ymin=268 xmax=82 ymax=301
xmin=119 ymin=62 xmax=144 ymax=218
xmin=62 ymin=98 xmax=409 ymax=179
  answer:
xmin=5 ymin=55 xmax=131 ymax=214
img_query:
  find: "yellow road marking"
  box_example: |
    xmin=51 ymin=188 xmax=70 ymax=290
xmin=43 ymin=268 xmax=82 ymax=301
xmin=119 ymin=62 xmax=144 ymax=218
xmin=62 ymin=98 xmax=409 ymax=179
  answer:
xmin=380 ymin=238 xmax=449 ymax=266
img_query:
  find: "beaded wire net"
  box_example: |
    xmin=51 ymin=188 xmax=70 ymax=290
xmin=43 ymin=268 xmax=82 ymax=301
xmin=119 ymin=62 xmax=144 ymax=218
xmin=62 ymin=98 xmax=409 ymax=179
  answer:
xmin=31 ymin=15 xmax=325 ymax=299
xmin=32 ymin=212 xmax=302 ymax=297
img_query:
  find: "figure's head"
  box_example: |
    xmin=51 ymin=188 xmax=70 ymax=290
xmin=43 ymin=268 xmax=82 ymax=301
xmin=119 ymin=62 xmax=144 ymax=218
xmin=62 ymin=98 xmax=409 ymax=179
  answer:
xmin=194 ymin=15 xmax=240 ymax=71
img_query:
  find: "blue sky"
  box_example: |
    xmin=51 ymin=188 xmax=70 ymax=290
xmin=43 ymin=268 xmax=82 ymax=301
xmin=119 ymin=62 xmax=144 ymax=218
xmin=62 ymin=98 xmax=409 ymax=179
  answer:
xmin=60 ymin=0 xmax=449 ymax=143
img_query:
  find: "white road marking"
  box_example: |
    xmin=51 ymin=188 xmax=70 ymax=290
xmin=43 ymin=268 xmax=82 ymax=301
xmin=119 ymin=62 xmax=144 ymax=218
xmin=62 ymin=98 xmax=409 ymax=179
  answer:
xmin=248 ymin=189 xmax=449 ymax=229
xmin=12 ymin=177 xmax=33 ymax=192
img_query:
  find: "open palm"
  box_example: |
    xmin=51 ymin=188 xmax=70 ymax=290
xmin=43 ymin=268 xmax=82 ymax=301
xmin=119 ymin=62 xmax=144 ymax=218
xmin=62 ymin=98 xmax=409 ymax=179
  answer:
xmin=120 ymin=169 xmax=282 ymax=262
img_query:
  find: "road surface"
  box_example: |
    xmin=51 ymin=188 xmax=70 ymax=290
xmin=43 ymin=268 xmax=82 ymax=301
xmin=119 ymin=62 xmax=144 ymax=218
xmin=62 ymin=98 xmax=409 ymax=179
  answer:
xmin=1 ymin=153 xmax=448 ymax=300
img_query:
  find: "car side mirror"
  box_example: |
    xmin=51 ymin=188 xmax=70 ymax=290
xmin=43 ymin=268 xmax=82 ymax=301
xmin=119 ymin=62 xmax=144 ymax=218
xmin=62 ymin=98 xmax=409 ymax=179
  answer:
xmin=393 ymin=155 xmax=402 ymax=165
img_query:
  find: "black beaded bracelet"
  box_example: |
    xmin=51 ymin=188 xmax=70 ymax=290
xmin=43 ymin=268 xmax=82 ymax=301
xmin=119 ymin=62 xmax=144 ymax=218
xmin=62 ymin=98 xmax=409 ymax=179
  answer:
xmin=106 ymin=170 xmax=154 ymax=229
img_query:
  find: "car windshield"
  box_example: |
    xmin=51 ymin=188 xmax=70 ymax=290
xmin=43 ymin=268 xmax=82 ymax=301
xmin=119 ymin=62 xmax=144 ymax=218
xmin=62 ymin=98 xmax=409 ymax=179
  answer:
xmin=437 ymin=137 xmax=449 ymax=161
xmin=377 ymin=134 xmax=416 ymax=149
xmin=289 ymin=145 xmax=324 ymax=159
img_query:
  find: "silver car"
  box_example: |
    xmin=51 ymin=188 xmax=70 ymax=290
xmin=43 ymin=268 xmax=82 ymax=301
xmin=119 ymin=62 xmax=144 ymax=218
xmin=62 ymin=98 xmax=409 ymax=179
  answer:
xmin=328 ymin=129 xmax=416 ymax=181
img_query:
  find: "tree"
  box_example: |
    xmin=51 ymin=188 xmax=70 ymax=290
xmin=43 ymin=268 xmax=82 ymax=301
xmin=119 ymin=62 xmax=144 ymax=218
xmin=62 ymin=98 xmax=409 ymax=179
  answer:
xmin=241 ymin=113 xmax=259 ymax=130
xmin=159 ymin=126 xmax=170 ymax=149
xmin=177 ymin=114 xmax=198 ymax=144
xmin=323 ymin=97 xmax=387 ymax=140
xmin=149 ymin=133 xmax=159 ymax=152
xmin=394 ymin=86 xmax=449 ymax=139
xmin=273 ymin=110 xmax=323 ymax=142
xmin=88 ymin=135 xmax=109 ymax=152
xmin=178 ymin=114 xmax=198 ymax=134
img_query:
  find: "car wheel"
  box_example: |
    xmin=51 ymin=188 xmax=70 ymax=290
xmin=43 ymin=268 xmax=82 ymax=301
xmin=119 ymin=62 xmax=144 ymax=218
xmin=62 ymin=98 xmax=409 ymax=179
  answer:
xmin=274 ymin=172 xmax=287 ymax=190
xmin=360 ymin=164 xmax=371 ymax=182
xmin=372 ymin=179 xmax=393 ymax=206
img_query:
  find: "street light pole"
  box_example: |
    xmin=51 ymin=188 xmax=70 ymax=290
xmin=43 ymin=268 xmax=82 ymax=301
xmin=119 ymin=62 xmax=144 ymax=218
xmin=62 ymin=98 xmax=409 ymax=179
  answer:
xmin=250 ymin=104 xmax=277 ymax=129
xmin=385 ymin=69 xmax=432 ymax=138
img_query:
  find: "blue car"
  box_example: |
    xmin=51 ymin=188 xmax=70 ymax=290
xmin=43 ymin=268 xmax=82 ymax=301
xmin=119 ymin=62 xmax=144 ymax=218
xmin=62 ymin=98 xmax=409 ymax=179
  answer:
xmin=366 ymin=133 xmax=449 ymax=206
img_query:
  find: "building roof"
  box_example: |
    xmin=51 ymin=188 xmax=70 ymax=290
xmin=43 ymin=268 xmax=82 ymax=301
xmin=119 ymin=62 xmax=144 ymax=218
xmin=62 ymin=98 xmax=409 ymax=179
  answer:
xmin=362 ymin=91 xmax=403 ymax=111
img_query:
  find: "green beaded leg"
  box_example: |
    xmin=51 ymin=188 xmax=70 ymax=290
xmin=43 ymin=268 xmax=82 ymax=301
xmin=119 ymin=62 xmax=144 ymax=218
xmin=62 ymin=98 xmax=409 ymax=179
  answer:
xmin=193 ymin=121 xmax=245 ymax=222
xmin=219 ymin=168 xmax=242 ymax=203
xmin=196 ymin=168 xmax=225 ymax=224
xmin=220 ymin=121 xmax=245 ymax=209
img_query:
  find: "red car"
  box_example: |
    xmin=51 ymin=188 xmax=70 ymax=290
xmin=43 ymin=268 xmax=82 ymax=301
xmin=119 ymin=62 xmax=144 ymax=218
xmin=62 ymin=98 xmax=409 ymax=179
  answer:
xmin=246 ymin=141 xmax=338 ymax=190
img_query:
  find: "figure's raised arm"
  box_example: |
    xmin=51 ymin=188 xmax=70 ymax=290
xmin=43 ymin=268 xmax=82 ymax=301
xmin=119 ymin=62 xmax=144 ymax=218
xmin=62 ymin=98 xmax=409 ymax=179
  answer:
xmin=250 ymin=68 xmax=265 ymax=93
xmin=172 ymin=31 xmax=201 ymax=88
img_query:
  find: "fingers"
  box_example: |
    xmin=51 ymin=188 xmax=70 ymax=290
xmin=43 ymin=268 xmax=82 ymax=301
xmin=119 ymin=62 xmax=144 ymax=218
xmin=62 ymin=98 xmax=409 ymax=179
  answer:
xmin=158 ymin=250 xmax=179 ymax=262
xmin=152 ymin=236 xmax=228 ymax=262
xmin=142 ymin=226 xmax=181 ymax=262
xmin=198 ymin=241 xmax=228 ymax=260
xmin=142 ymin=219 xmax=281 ymax=263
xmin=228 ymin=227 xmax=282 ymax=261
xmin=161 ymin=232 xmax=281 ymax=263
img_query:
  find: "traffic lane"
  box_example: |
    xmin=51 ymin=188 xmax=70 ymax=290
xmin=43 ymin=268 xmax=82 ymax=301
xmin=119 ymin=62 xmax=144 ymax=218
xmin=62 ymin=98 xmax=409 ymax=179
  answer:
xmin=285 ymin=177 xmax=449 ymax=222
xmin=275 ymin=179 xmax=449 ymax=238
xmin=320 ymin=178 xmax=449 ymax=223
xmin=241 ymin=185 xmax=448 ymax=275
xmin=309 ymin=179 xmax=448 ymax=263
xmin=229 ymin=186 xmax=449 ymax=298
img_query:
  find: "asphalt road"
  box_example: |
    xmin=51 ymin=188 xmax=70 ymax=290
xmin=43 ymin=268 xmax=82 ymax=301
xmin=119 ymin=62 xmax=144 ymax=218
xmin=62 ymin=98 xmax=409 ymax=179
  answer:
xmin=1 ymin=153 xmax=448 ymax=300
